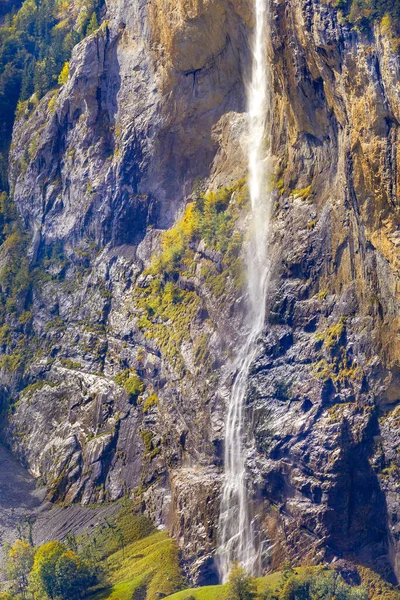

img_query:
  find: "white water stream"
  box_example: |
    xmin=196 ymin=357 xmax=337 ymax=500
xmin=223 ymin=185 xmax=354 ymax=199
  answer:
xmin=217 ymin=0 xmax=273 ymax=583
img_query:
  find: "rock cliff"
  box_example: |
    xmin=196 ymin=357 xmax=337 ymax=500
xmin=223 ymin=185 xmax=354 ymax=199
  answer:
xmin=1 ymin=0 xmax=400 ymax=588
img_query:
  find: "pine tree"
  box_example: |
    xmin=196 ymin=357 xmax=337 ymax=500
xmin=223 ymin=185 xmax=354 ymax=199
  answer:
xmin=86 ymin=11 xmax=98 ymax=35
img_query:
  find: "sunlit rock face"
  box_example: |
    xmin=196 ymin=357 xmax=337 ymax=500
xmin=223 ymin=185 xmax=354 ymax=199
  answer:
xmin=4 ymin=0 xmax=400 ymax=585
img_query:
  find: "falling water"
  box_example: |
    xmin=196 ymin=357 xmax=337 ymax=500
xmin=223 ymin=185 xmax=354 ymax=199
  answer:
xmin=217 ymin=0 xmax=273 ymax=583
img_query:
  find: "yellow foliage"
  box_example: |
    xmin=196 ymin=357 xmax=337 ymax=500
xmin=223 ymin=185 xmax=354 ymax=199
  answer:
xmin=58 ymin=61 xmax=70 ymax=85
xmin=381 ymin=13 xmax=392 ymax=34
xmin=48 ymin=92 xmax=58 ymax=113
xmin=292 ymin=185 xmax=312 ymax=200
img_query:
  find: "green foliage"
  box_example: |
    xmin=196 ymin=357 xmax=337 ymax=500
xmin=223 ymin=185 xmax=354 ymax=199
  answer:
xmin=193 ymin=334 xmax=211 ymax=368
xmin=3 ymin=505 xmax=183 ymax=600
xmin=0 ymin=194 xmax=30 ymax=317
xmin=314 ymin=318 xmax=362 ymax=385
xmin=306 ymin=219 xmax=317 ymax=230
xmin=0 ymin=0 xmax=102 ymax=192
xmin=0 ymin=351 xmax=25 ymax=373
xmin=291 ymin=185 xmax=312 ymax=200
xmin=29 ymin=540 xmax=65 ymax=598
xmin=80 ymin=504 xmax=185 ymax=600
xmin=143 ymin=393 xmax=158 ymax=413
xmin=0 ymin=195 xmax=38 ymax=379
xmin=149 ymin=180 xmax=247 ymax=279
xmin=80 ymin=502 xmax=155 ymax=565
xmin=54 ymin=550 xmax=97 ymax=599
xmin=19 ymin=309 xmax=32 ymax=323
xmin=60 ymin=358 xmax=82 ymax=370
xmin=332 ymin=0 xmax=400 ymax=34
xmin=278 ymin=568 xmax=368 ymax=600
xmin=314 ymin=355 xmax=362 ymax=384
xmin=324 ymin=317 xmax=346 ymax=350
xmin=115 ymin=369 xmax=144 ymax=401
xmin=87 ymin=531 xmax=185 ymax=600
xmin=225 ymin=564 xmax=256 ymax=600
xmin=165 ymin=567 xmax=374 ymax=600
xmin=316 ymin=289 xmax=328 ymax=300
xmin=136 ymin=280 xmax=200 ymax=372
xmin=6 ymin=539 xmax=34 ymax=597
xmin=29 ymin=540 xmax=97 ymax=599
xmin=0 ymin=229 xmax=30 ymax=304
xmin=22 ymin=379 xmax=48 ymax=395
xmin=357 ymin=565 xmax=400 ymax=600
xmin=86 ymin=11 xmax=99 ymax=35
xmin=140 ymin=429 xmax=161 ymax=460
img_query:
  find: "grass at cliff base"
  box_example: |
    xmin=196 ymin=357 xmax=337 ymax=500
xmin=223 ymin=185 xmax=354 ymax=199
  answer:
xmin=78 ymin=502 xmax=399 ymax=600
xmin=165 ymin=571 xmax=284 ymax=600
xmin=88 ymin=532 xmax=183 ymax=600
xmin=83 ymin=504 xmax=184 ymax=600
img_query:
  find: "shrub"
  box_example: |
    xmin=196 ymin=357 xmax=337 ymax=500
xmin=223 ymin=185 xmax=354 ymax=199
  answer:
xmin=278 ymin=568 xmax=369 ymax=600
xmin=55 ymin=550 xmax=96 ymax=600
xmin=125 ymin=373 xmax=144 ymax=400
xmin=115 ymin=369 xmax=144 ymax=402
xmin=143 ymin=393 xmax=158 ymax=412
xmin=58 ymin=61 xmax=69 ymax=85
xmin=226 ymin=563 xmax=256 ymax=600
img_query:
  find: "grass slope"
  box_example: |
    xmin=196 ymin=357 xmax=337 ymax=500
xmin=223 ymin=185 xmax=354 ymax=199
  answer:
xmin=81 ymin=503 xmax=185 ymax=600
xmin=88 ymin=531 xmax=184 ymax=600
xmin=165 ymin=572 xmax=284 ymax=600
xmin=77 ymin=503 xmax=400 ymax=600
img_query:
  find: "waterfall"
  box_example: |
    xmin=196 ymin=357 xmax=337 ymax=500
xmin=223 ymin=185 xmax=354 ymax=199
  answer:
xmin=217 ymin=0 xmax=272 ymax=583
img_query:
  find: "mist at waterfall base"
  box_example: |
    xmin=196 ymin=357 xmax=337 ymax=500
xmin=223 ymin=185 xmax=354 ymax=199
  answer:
xmin=216 ymin=0 xmax=274 ymax=584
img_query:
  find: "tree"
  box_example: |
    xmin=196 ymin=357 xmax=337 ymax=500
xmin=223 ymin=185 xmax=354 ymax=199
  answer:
xmin=57 ymin=61 xmax=69 ymax=85
xmin=29 ymin=541 xmax=97 ymax=600
xmin=55 ymin=550 xmax=96 ymax=599
xmin=86 ymin=11 xmax=98 ymax=35
xmin=34 ymin=55 xmax=56 ymax=96
xmin=6 ymin=539 xmax=35 ymax=598
xmin=226 ymin=564 xmax=256 ymax=600
xmin=29 ymin=540 xmax=65 ymax=599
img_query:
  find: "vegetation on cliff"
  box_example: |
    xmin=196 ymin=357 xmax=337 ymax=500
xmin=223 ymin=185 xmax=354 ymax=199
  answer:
xmin=0 ymin=0 xmax=102 ymax=190
xmin=134 ymin=179 xmax=248 ymax=373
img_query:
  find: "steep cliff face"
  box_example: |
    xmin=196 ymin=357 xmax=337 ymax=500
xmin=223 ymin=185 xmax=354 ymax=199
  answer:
xmin=2 ymin=0 xmax=400 ymax=588
xmin=248 ymin=1 xmax=400 ymax=583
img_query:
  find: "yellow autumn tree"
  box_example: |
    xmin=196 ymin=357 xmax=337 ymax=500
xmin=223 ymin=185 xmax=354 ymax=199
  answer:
xmin=6 ymin=539 xmax=34 ymax=598
xmin=58 ymin=61 xmax=70 ymax=85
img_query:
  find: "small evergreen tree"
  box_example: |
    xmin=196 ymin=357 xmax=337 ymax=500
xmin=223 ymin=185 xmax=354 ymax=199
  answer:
xmin=86 ymin=11 xmax=98 ymax=35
